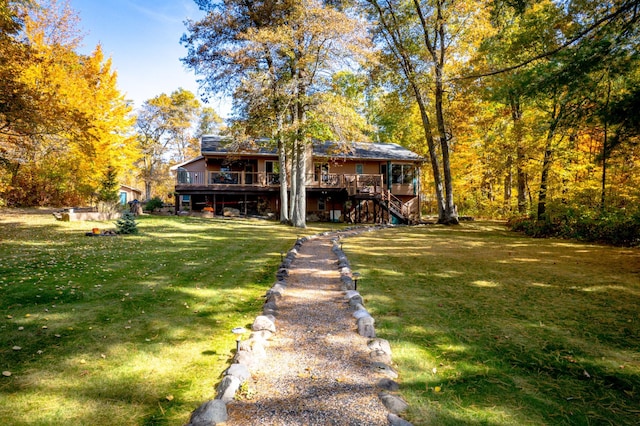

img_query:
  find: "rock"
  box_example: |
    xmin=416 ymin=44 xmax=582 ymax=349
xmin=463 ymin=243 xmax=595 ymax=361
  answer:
xmin=377 ymin=378 xmax=400 ymax=391
xmin=344 ymin=290 xmax=360 ymax=300
xmin=188 ymin=399 xmax=228 ymax=426
xmin=250 ymin=330 xmax=273 ymax=341
xmin=348 ymin=294 xmax=364 ymax=307
xmin=368 ymin=338 xmax=392 ymax=355
xmin=268 ymin=283 xmax=286 ymax=295
xmin=372 ymin=362 xmax=398 ymax=378
xmin=341 ymin=275 xmax=354 ymax=290
xmin=357 ymin=316 xmax=376 ymax=338
xmin=263 ymin=307 xmax=277 ymax=317
xmin=265 ymin=293 xmax=280 ymax=304
xmin=263 ymin=300 xmax=278 ymax=311
xmin=225 ymin=363 xmax=250 ymax=383
xmin=252 ymin=315 xmax=276 ymax=333
xmin=388 ymin=413 xmax=414 ymax=426
xmin=370 ymin=349 xmax=392 ymax=364
xmin=223 ymin=207 xmax=240 ymax=217
xmin=233 ymin=350 xmax=254 ymax=367
xmin=353 ymin=308 xmax=370 ymax=319
xmin=379 ymin=392 xmax=409 ymax=414
xmin=216 ymin=375 xmax=241 ymax=402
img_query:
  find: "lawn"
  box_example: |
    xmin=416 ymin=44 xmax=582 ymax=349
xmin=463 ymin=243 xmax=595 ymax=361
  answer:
xmin=0 ymin=211 xmax=334 ymax=425
xmin=343 ymin=222 xmax=640 ymax=425
xmin=1 ymin=215 xmax=638 ymax=425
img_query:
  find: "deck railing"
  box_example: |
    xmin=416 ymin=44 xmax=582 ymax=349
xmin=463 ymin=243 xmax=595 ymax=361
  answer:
xmin=176 ymin=171 xmax=280 ymax=187
xmin=176 ymin=171 xmax=384 ymax=192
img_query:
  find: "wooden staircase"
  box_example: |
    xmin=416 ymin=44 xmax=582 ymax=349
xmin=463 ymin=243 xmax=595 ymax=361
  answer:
xmin=378 ymin=190 xmax=410 ymax=224
xmin=344 ymin=174 xmax=414 ymax=224
xmin=348 ymin=190 xmax=412 ymax=225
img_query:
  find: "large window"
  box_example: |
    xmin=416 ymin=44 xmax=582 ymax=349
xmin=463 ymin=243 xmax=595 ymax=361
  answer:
xmin=391 ymin=164 xmax=415 ymax=184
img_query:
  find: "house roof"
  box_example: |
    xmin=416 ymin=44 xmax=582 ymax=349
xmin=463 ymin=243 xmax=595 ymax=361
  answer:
xmin=119 ymin=184 xmax=143 ymax=194
xmin=200 ymin=135 xmax=424 ymax=162
xmin=170 ymin=156 xmax=205 ymax=171
xmin=313 ymin=140 xmax=424 ymax=162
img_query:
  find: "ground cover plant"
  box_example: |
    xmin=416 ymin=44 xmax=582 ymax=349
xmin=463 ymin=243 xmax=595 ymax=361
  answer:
xmin=344 ymin=223 xmax=640 ymax=425
xmin=0 ymin=211 xmax=335 ymax=425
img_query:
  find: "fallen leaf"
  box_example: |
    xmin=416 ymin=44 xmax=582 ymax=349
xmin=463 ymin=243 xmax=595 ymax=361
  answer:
xmin=165 ymin=395 xmax=174 ymax=401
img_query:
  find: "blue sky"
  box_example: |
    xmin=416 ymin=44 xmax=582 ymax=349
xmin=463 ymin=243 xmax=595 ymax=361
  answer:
xmin=70 ymin=0 xmax=230 ymax=116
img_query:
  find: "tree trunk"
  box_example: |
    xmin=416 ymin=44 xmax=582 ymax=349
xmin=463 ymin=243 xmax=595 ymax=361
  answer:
xmin=537 ymin=124 xmax=557 ymax=220
xmin=293 ymin=140 xmax=307 ymax=228
xmin=289 ymin=138 xmax=298 ymax=224
xmin=413 ymin=84 xmax=446 ymax=222
xmin=504 ymin=155 xmax=513 ymax=212
xmin=601 ymin=77 xmax=611 ymax=213
xmin=509 ymin=95 xmax=528 ymax=214
xmin=434 ymin=61 xmax=458 ymax=224
xmin=277 ymin=137 xmax=289 ymax=224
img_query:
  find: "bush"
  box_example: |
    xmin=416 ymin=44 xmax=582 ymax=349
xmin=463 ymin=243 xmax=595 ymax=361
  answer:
xmin=144 ymin=197 xmax=164 ymax=212
xmin=508 ymin=208 xmax=640 ymax=246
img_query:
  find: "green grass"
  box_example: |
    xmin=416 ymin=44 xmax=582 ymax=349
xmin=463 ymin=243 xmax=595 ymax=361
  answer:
xmin=2 ymin=215 xmax=638 ymax=425
xmin=0 ymin=211 xmax=338 ymax=425
xmin=344 ymin=222 xmax=640 ymax=426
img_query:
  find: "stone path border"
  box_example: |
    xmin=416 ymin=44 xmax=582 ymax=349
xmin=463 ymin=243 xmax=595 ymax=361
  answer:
xmin=186 ymin=226 xmax=414 ymax=426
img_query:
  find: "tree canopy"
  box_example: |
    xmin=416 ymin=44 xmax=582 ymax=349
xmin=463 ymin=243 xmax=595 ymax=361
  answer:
xmin=1 ymin=0 xmax=638 ymax=228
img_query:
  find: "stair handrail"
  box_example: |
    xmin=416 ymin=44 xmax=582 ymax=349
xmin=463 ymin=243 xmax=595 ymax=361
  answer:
xmin=382 ymin=190 xmax=409 ymax=220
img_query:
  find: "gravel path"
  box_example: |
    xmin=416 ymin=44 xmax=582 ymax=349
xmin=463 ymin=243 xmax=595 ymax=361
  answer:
xmin=225 ymin=234 xmax=389 ymax=425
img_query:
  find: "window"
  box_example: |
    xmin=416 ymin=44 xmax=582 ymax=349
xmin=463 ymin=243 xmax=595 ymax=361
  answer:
xmin=265 ymin=161 xmax=280 ymax=184
xmin=314 ymin=162 xmax=329 ymax=182
xmin=355 ymin=164 xmax=364 ymax=174
xmin=391 ymin=164 xmax=415 ymax=184
xmin=265 ymin=161 xmax=279 ymax=174
xmin=177 ymin=167 xmax=191 ymax=184
xmin=318 ymin=198 xmax=326 ymax=211
xmin=181 ymin=195 xmax=191 ymax=210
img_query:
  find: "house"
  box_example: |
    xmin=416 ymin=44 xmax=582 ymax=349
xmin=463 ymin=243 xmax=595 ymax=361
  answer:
xmin=119 ymin=184 xmax=142 ymax=205
xmin=172 ymin=135 xmax=424 ymax=224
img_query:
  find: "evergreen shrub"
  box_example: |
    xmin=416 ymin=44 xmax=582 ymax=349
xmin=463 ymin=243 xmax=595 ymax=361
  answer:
xmin=115 ymin=212 xmax=139 ymax=235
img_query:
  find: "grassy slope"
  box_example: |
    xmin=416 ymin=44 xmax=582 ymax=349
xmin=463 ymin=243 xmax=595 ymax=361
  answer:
xmin=344 ymin=222 xmax=640 ymax=426
xmin=0 ymin=212 xmax=334 ymax=425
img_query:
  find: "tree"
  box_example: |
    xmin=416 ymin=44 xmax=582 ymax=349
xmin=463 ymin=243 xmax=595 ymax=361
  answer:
xmin=182 ymin=0 xmax=369 ymax=227
xmin=0 ymin=0 xmax=135 ymax=207
xmin=362 ymin=0 xmax=491 ymax=224
xmin=196 ymin=107 xmax=224 ymax=137
xmin=135 ymin=88 xmax=203 ymax=200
